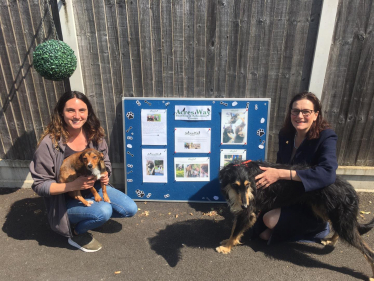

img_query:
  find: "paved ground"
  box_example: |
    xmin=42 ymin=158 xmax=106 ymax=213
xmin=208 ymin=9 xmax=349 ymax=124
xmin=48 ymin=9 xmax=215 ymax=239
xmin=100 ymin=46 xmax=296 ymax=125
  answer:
xmin=2 ymin=188 xmax=374 ymax=281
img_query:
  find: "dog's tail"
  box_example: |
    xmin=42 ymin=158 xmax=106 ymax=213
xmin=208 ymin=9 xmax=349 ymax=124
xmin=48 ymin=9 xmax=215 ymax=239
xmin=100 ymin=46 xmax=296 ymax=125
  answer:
xmin=358 ymin=218 xmax=374 ymax=235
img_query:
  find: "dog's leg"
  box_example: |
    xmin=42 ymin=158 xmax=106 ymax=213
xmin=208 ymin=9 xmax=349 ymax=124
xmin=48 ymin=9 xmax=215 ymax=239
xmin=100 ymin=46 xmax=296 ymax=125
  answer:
xmin=69 ymin=191 xmax=93 ymax=207
xmin=321 ymin=232 xmax=339 ymax=246
xmin=101 ymin=182 xmax=111 ymax=203
xmin=216 ymin=211 xmax=256 ymax=254
xmin=90 ymin=187 xmax=102 ymax=203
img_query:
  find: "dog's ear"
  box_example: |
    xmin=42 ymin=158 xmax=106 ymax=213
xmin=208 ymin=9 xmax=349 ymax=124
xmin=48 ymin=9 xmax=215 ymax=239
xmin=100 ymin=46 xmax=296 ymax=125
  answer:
xmin=79 ymin=151 xmax=87 ymax=162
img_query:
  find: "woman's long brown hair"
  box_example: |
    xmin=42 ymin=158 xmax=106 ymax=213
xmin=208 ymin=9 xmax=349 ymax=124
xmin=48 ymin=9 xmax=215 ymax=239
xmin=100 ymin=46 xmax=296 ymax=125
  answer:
xmin=38 ymin=91 xmax=105 ymax=148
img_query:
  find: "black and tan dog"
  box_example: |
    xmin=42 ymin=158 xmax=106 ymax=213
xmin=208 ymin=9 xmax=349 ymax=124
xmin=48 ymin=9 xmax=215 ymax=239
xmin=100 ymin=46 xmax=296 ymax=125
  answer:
xmin=59 ymin=148 xmax=110 ymax=207
xmin=216 ymin=160 xmax=374 ymax=279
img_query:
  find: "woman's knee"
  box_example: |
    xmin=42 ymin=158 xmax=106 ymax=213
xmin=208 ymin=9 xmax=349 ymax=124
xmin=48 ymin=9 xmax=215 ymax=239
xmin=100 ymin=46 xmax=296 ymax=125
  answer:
xmin=263 ymin=208 xmax=281 ymax=229
xmin=96 ymin=202 xmax=113 ymax=222
xmin=124 ymin=200 xmax=138 ymax=217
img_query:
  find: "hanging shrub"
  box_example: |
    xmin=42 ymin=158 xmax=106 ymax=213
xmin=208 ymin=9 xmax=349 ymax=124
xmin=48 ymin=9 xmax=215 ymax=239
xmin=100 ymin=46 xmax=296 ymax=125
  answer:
xmin=33 ymin=39 xmax=77 ymax=81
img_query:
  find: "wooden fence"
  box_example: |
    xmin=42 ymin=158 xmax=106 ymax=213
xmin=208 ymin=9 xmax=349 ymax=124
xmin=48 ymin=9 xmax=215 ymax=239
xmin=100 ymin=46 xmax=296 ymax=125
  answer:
xmin=0 ymin=0 xmax=373 ymax=166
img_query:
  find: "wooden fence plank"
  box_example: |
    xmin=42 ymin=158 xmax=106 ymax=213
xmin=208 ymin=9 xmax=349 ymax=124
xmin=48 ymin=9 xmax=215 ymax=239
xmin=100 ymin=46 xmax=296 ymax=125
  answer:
xmin=126 ymin=0 xmax=143 ymax=96
xmin=0 ymin=64 xmax=13 ymax=158
xmin=184 ymin=0 xmax=195 ymax=97
xmin=172 ymin=0 xmax=184 ymax=97
xmin=138 ymin=0 xmax=154 ymax=97
xmin=161 ymin=0 xmax=173 ymax=97
xmin=204 ymin=0 xmax=217 ymax=98
xmin=116 ymin=0 xmax=134 ymax=97
xmin=150 ymin=0 xmax=163 ymax=97
xmin=194 ymin=0 xmax=206 ymax=97
xmin=234 ymin=0 xmax=252 ymax=98
xmin=224 ymin=0 xmax=240 ymax=98
xmin=214 ymin=0 xmax=230 ymax=97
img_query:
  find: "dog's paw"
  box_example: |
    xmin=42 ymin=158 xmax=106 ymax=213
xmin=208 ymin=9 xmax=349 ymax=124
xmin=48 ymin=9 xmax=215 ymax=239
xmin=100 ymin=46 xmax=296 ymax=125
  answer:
xmin=321 ymin=238 xmax=337 ymax=247
xmin=85 ymin=200 xmax=94 ymax=207
xmin=94 ymin=196 xmax=102 ymax=203
xmin=216 ymin=246 xmax=231 ymax=254
xmin=103 ymin=195 xmax=111 ymax=203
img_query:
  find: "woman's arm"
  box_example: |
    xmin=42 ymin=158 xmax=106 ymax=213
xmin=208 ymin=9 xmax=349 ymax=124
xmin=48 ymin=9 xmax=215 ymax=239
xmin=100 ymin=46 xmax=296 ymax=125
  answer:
xmin=255 ymin=167 xmax=301 ymax=189
xmin=296 ymin=131 xmax=338 ymax=192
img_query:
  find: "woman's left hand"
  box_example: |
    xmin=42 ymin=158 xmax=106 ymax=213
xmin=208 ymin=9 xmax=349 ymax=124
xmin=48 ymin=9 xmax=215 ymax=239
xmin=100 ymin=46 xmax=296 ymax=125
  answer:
xmin=100 ymin=171 xmax=109 ymax=185
xmin=255 ymin=167 xmax=280 ymax=189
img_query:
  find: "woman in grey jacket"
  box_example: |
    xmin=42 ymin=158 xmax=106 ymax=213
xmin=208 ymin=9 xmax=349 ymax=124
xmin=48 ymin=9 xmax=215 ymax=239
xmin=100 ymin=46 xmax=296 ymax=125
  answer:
xmin=29 ymin=91 xmax=137 ymax=252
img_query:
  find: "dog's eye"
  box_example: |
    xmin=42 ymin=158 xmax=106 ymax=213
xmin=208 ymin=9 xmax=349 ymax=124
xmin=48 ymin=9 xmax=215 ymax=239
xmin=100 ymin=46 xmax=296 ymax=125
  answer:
xmin=93 ymin=156 xmax=97 ymax=159
xmin=82 ymin=157 xmax=87 ymax=160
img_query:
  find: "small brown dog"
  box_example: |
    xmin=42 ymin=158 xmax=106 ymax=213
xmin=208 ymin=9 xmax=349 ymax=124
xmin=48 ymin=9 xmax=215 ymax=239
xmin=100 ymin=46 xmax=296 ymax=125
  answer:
xmin=59 ymin=148 xmax=110 ymax=207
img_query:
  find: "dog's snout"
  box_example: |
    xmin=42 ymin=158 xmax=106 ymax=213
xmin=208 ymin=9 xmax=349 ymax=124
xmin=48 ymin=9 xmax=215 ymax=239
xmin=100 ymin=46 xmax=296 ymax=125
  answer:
xmin=87 ymin=163 xmax=93 ymax=169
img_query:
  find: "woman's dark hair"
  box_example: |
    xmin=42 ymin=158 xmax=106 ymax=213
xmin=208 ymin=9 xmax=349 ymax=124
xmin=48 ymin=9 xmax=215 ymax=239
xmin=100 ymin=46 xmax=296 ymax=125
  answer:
xmin=280 ymin=92 xmax=330 ymax=139
xmin=38 ymin=91 xmax=105 ymax=148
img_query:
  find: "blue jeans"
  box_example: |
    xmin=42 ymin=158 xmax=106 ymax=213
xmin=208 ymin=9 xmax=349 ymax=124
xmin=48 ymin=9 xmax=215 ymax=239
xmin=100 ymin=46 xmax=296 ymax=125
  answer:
xmin=66 ymin=182 xmax=137 ymax=234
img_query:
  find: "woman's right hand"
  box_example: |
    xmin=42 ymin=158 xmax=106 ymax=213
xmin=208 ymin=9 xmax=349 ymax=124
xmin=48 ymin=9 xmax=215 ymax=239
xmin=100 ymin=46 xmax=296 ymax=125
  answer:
xmin=68 ymin=176 xmax=96 ymax=191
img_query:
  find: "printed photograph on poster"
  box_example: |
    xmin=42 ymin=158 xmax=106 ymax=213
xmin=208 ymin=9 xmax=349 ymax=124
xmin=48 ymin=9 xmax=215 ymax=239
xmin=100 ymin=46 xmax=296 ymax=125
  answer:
xmin=142 ymin=149 xmax=167 ymax=183
xmin=175 ymin=128 xmax=211 ymax=153
xmin=175 ymin=105 xmax=212 ymax=120
xmin=141 ymin=109 xmax=167 ymax=145
xmin=174 ymin=157 xmax=210 ymax=182
xmin=221 ymin=108 xmax=248 ymax=144
xmin=220 ymin=149 xmax=247 ymax=169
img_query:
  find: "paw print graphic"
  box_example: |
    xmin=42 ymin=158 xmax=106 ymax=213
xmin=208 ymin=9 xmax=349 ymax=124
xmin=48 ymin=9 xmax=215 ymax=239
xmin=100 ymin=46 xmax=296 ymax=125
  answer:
xmin=126 ymin=112 xmax=134 ymax=120
xmin=135 ymin=189 xmax=145 ymax=198
xmin=257 ymin=129 xmax=265 ymax=137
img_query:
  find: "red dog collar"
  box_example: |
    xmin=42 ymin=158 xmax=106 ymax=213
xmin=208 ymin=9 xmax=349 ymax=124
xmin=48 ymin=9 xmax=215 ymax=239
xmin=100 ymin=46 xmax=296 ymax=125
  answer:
xmin=233 ymin=160 xmax=252 ymax=166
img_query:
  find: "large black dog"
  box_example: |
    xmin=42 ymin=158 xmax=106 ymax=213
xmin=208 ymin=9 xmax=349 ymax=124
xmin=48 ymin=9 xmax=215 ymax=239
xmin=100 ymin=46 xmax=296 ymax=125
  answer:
xmin=216 ymin=160 xmax=374 ymax=279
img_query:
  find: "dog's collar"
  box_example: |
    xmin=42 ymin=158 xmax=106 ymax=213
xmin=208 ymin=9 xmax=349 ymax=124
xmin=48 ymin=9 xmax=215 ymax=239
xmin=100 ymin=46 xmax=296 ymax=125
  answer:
xmin=233 ymin=160 xmax=252 ymax=166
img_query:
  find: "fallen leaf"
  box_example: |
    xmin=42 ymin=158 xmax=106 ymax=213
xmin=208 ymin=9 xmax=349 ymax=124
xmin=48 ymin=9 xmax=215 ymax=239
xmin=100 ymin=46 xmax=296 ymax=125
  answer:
xmin=175 ymin=214 xmax=179 ymax=218
xmin=360 ymin=211 xmax=371 ymax=214
xmin=115 ymin=271 xmax=121 ymax=274
xmin=190 ymin=213 xmax=194 ymax=216
xmin=360 ymin=214 xmax=365 ymax=218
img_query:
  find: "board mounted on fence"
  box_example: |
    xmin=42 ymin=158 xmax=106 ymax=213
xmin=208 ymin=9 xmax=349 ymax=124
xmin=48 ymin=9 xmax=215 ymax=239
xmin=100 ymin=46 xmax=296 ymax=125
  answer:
xmin=123 ymin=98 xmax=270 ymax=202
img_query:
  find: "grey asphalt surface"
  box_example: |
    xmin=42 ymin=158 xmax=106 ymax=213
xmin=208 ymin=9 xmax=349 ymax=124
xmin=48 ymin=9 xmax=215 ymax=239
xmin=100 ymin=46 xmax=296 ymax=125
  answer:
xmin=2 ymin=188 xmax=374 ymax=281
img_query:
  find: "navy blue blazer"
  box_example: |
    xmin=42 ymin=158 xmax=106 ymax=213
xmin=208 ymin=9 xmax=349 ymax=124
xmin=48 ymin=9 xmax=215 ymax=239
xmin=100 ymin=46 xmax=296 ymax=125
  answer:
xmin=276 ymin=129 xmax=338 ymax=192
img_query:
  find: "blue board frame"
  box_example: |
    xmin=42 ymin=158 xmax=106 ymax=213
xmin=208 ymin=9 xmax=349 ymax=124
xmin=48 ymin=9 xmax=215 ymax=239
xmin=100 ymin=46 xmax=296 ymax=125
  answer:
xmin=123 ymin=98 xmax=270 ymax=202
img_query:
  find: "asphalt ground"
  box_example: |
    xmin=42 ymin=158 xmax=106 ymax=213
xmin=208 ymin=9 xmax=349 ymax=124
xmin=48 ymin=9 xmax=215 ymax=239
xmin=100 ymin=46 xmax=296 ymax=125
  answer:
xmin=2 ymin=188 xmax=374 ymax=281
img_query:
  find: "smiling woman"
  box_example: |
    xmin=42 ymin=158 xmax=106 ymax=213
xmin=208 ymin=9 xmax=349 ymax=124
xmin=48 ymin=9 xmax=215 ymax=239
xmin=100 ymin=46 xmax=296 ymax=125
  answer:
xmin=29 ymin=91 xmax=137 ymax=252
xmin=253 ymin=92 xmax=338 ymax=244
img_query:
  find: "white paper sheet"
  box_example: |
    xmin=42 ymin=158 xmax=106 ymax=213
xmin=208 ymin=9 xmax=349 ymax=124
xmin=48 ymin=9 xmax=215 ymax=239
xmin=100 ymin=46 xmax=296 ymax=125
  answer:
xmin=142 ymin=149 xmax=168 ymax=183
xmin=141 ymin=109 xmax=167 ymax=145
xmin=220 ymin=149 xmax=247 ymax=169
xmin=174 ymin=128 xmax=211 ymax=153
xmin=221 ymin=108 xmax=248 ymax=144
xmin=174 ymin=157 xmax=210 ymax=182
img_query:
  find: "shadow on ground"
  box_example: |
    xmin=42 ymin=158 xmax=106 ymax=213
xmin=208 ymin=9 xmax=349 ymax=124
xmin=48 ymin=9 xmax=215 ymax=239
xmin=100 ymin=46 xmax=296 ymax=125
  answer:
xmin=148 ymin=210 xmax=368 ymax=280
xmin=2 ymin=195 xmax=122 ymax=248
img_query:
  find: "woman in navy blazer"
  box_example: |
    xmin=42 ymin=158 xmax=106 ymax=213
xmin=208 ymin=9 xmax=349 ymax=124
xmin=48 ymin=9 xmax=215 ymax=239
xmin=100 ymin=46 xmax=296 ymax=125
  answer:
xmin=254 ymin=92 xmax=338 ymax=243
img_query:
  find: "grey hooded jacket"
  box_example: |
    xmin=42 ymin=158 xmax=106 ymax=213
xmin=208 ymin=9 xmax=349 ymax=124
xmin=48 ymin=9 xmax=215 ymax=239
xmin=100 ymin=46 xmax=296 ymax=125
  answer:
xmin=29 ymin=135 xmax=112 ymax=238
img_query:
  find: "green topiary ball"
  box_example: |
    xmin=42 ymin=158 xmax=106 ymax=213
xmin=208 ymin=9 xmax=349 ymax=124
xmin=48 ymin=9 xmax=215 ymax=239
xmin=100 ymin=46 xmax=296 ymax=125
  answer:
xmin=33 ymin=39 xmax=77 ymax=81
